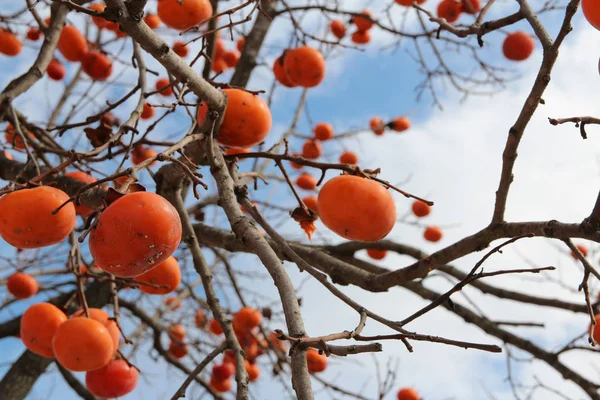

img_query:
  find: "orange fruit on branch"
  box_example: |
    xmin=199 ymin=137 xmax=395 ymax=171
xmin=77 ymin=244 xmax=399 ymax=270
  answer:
xmin=296 ymin=173 xmax=318 ymax=191
xmin=157 ymin=0 xmax=213 ymax=30
xmin=47 ymin=59 xmax=66 ymax=81
xmin=424 ymin=226 xmax=443 ymax=242
xmin=144 ymin=13 xmax=161 ymax=29
xmin=7 ymin=272 xmax=38 ymax=299
xmin=302 ymin=139 xmax=322 ymax=159
xmin=232 ymin=307 xmax=262 ymax=333
xmin=367 ymin=248 xmax=387 ymax=260
xmin=351 ymin=30 xmax=371 ymax=45
xmin=284 ymin=46 xmax=326 ymax=88
xmin=397 ymin=387 xmax=421 ymax=400
xmin=306 ymin=348 xmax=327 ymax=373
xmin=582 ymin=0 xmax=600 ymax=31
xmin=72 ymin=308 xmax=120 ymax=357
xmin=168 ymin=341 xmax=188 ymax=358
xmin=141 ymin=103 xmax=155 ymax=120
xmin=0 ymin=29 xmax=22 ymax=56
xmin=339 ymin=151 xmax=358 ymax=164
xmin=273 ymin=54 xmax=297 ymax=88
xmin=82 ymin=51 xmax=113 ymax=81
xmin=137 ymin=256 xmax=181 ymax=294
xmin=85 ymin=359 xmax=139 ymax=398
xmin=314 ymin=123 xmax=334 ymax=141
xmin=502 ymin=31 xmax=535 ymax=61
xmin=330 ymin=20 xmax=346 ymax=39
xmin=65 ymin=171 xmax=98 ymax=217
xmin=58 ymin=25 xmax=88 ymax=62
xmin=411 ymin=200 xmax=430 ymax=217
xmin=437 ymin=0 xmax=462 ymax=23
xmin=52 ymin=318 xmax=114 ymax=371
xmin=20 ymin=303 xmax=67 ymax=358
xmin=217 ymin=89 xmax=272 ymax=148
xmin=353 ymin=10 xmax=374 ymax=31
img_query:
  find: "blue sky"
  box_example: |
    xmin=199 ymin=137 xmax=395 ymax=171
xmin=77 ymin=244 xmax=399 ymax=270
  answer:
xmin=2 ymin=1 xmax=600 ymax=399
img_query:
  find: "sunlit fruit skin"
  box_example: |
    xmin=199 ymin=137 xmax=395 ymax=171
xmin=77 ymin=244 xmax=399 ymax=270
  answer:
xmin=314 ymin=123 xmax=334 ymax=141
xmin=590 ymin=314 xmax=600 ymax=343
xmin=213 ymin=363 xmax=235 ymax=381
xmin=296 ymin=173 xmax=317 ymax=190
xmin=236 ymin=37 xmax=245 ymax=52
xmin=330 ymin=20 xmax=346 ymax=39
xmin=223 ymin=50 xmax=240 ymax=68
xmin=157 ymin=0 xmax=213 ymax=30
xmin=354 ymin=10 xmax=374 ymax=31
xmin=144 ymin=13 xmax=161 ymax=29
xmin=303 ymin=195 xmax=318 ymax=213
xmin=397 ymin=387 xmax=420 ymax=400
xmin=395 ymin=0 xmax=427 ymax=6
xmin=209 ymin=319 xmax=223 ymax=335
xmin=0 ymin=186 xmax=76 ymax=249
xmin=210 ymin=376 xmax=233 ymax=392
xmin=137 ymin=256 xmax=181 ymax=294
xmin=0 ymin=29 xmax=23 ymax=56
xmin=273 ymin=55 xmax=297 ymax=88
xmin=302 ymin=140 xmax=322 ymax=159
xmin=367 ymin=248 xmax=387 ymax=260
xmin=156 ymin=78 xmax=173 ymax=96
xmin=339 ymin=151 xmax=358 ymax=164
xmin=502 ymin=31 xmax=535 ymax=61
xmin=82 ymin=51 xmax=113 ymax=81
xmin=165 ymin=296 xmax=183 ymax=310
xmin=172 ymin=41 xmax=189 ymax=57
xmin=53 ymin=318 xmax=114 ymax=371
xmin=58 ymin=25 xmax=88 ymax=62
xmin=582 ymin=0 xmax=600 ymax=31
xmin=212 ymin=58 xmax=228 ymax=74
xmin=411 ymin=200 xmax=431 ymax=217
xmin=131 ymin=145 xmax=157 ymax=166
xmin=168 ymin=341 xmax=188 ymax=358
xmin=26 ymin=28 xmax=42 ymax=41
xmin=168 ymin=324 xmax=186 ymax=342
xmin=72 ymin=308 xmax=120 ymax=357
xmin=89 ymin=192 xmax=182 ymax=278
xmin=225 ymin=147 xmax=251 ymax=156
xmin=351 ymin=30 xmax=371 ymax=45
xmin=424 ymin=226 xmax=443 ymax=242
xmin=437 ymin=0 xmax=462 ymax=23
xmin=461 ymin=0 xmax=481 ymax=14
xmin=284 ymin=46 xmax=326 ymax=88
xmin=5 ymin=124 xmax=36 ymax=150
xmin=245 ymin=360 xmax=260 ymax=381
xmin=195 ymin=310 xmax=207 ymax=328
xmin=317 ymin=175 xmax=396 ymax=242
xmin=391 ymin=117 xmax=411 ymax=132
xmin=86 ymin=359 xmax=139 ymax=398
xmin=47 ymin=59 xmax=66 ymax=81
xmin=306 ymin=348 xmax=327 ymax=373
xmin=232 ymin=307 xmax=262 ymax=332
xmin=217 ymin=89 xmax=272 ymax=148
xmin=7 ymin=273 xmax=39 ymax=299
xmin=141 ymin=103 xmax=155 ymax=120
xmin=370 ymin=117 xmax=385 ymax=135
xmin=65 ymin=171 xmax=97 ymax=217
xmin=20 ymin=303 xmax=67 ymax=358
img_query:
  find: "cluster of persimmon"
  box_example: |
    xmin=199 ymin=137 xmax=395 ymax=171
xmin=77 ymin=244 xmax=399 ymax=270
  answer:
xmin=273 ymin=46 xmax=326 ymax=89
xmin=328 ymin=10 xmax=375 ymax=45
xmin=436 ymin=0 xmax=481 ymax=24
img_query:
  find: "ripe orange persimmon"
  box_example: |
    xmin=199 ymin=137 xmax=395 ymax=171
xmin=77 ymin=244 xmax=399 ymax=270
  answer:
xmin=318 ymin=175 xmax=396 ymax=241
xmin=303 ymin=196 xmax=318 ymax=213
xmin=223 ymin=50 xmax=240 ymax=68
xmin=268 ymin=332 xmax=286 ymax=353
xmin=395 ymin=0 xmax=426 ymax=5
xmin=82 ymin=51 xmax=113 ymax=81
xmin=157 ymin=0 xmax=213 ymax=30
xmin=390 ymin=117 xmax=411 ymax=132
xmin=47 ymin=59 xmax=66 ymax=81
xmin=273 ymin=55 xmax=297 ymax=88
xmin=284 ymin=46 xmax=326 ymax=88
xmin=502 ymin=31 xmax=535 ymax=61
xmin=195 ymin=310 xmax=207 ymax=328
xmin=4 ymin=124 xmax=35 ymax=149
xmin=144 ymin=13 xmax=161 ymax=29
xmin=168 ymin=341 xmax=188 ymax=358
xmin=172 ymin=41 xmax=189 ymax=57
xmin=156 ymin=78 xmax=173 ymax=96
xmin=306 ymin=348 xmax=327 ymax=373
xmin=437 ymin=0 xmax=462 ymax=23
xmin=232 ymin=307 xmax=262 ymax=333
xmin=367 ymin=248 xmax=387 ymax=260
xmin=214 ymin=39 xmax=226 ymax=59
xmin=424 ymin=226 xmax=443 ymax=242
xmin=212 ymin=58 xmax=228 ymax=74
xmin=165 ymin=296 xmax=183 ymax=310
xmin=397 ymin=387 xmax=420 ymax=400
xmin=26 ymin=28 xmax=42 ymax=41
xmin=0 ymin=186 xmax=76 ymax=249
xmin=53 ymin=318 xmax=114 ymax=371
xmin=137 ymin=256 xmax=181 ymax=294
xmin=296 ymin=173 xmax=317 ymax=191
xmin=89 ymin=4 xmax=117 ymax=30
xmin=86 ymin=359 xmax=139 ymax=398
xmin=225 ymin=147 xmax=251 ymax=156
xmin=354 ymin=10 xmax=374 ymax=31
xmin=72 ymin=308 xmax=120 ymax=356
xmin=571 ymin=244 xmax=588 ymax=259
xmin=141 ymin=103 xmax=155 ymax=120
xmin=65 ymin=171 xmax=97 ymax=217
xmin=582 ymin=0 xmax=600 ymax=30
xmin=302 ymin=140 xmax=322 ymax=159
xmin=7 ymin=272 xmax=38 ymax=299
xmin=197 ymin=101 xmax=208 ymax=125
xmin=370 ymin=117 xmax=385 ymax=135
xmin=168 ymin=324 xmax=186 ymax=341
xmin=289 ymin=153 xmax=303 ymax=170
xmin=21 ymin=303 xmax=67 ymax=358
xmin=330 ymin=20 xmax=346 ymax=39
xmin=412 ymin=200 xmax=431 ymax=217
xmin=462 ymin=0 xmax=481 ymax=14
xmin=131 ymin=144 xmax=157 ymax=166
xmin=351 ymin=30 xmax=371 ymax=45
xmin=58 ymin=25 xmax=88 ymax=62
xmin=213 ymin=363 xmax=235 ymax=381
xmin=245 ymin=360 xmax=261 ymax=381
xmin=0 ymin=29 xmax=22 ymax=56
xmin=217 ymin=89 xmax=272 ymax=148
xmin=210 ymin=377 xmax=232 ymax=392
xmin=339 ymin=151 xmax=358 ymax=164
xmin=314 ymin=123 xmax=334 ymax=141
xmin=236 ymin=37 xmax=245 ymax=52
xmin=89 ymin=191 xmax=182 ymax=278
xmin=209 ymin=319 xmax=223 ymax=335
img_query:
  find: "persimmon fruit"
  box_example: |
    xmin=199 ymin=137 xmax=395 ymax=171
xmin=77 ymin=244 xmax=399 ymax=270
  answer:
xmin=20 ymin=303 xmax=67 ymax=358
xmin=412 ymin=200 xmax=431 ymax=217
xmin=582 ymin=0 xmax=600 ymax=31
xmin=303 ymin=196 xmax=318 ymax=213
xmin=141 ymin=103 xmax=155 ymax=120
xmin=58 ymin=25 xmax=88 ymax=62
xmin=390 ymin=117 xmax=411 ymax=132
xmin=354 ymin=10 xmax=374 ymax=31
xmin=437 ymin=0 xmax=462 ymax=23
xmin=53 ymin=318 xmax=114 ymax=371
xmin=503 ymin=31 xmax=535 ymax=61
xmin=7 ymin=272 xmax=38 ymax=299
xmin=284 ymin=46 xmax=326 ymax=88
xmin=339 ymin=151 xmax=358 ymax=164
xmin=210 ymin=377 xmax=232 ymax=392
xmin=232 ymin=307 xmax=262 ymax=333
xmin=72 ymin=308 xmax=120 ymax=356
xmin=168 ymin=341 xmax=188 ymax=358
xmin=0 ymin=29 xmax=22 ymax=56
xmin=302 ymin=140 xmax=322 ymax=159
xmin=144 ymin=13 xmax=161 ymax=29
xmin=86 ymin=359 xmax=139 ymax=398
xmin=223 ymin=50 xmax=240 ymax=68
xmin=212 ymin=363 xmax=235 ymax=381
xmin=173 ymin=41 xmax=189 ymax=57
xmin=65 ymin=171 xmax=97 ymax=217
xmin=314 ymin=123 xmax=334 ymax=141
xmin=306 ymin=348 xmax=327 ymax=373
xmin=157 ymin=0 xmax=213 ymax=30
xmin=351 ymin=30 xmax=371 ymax=45
xmin=217 ymin=89 xmax=272 ymax=148
xmin=330 ymin=20 xmax=346 ymax=39
xmin=367 ymin=248 xmax=387 ymax=260
xmin=168 ymin=324 xmax=186 ymax=341
xmin=209 ymin=319 xmax=223 ymax=335
xmin=296 ymin=173 xmax=318 ymax=191
xmin=397 ymin=387 xmax=420 ymax=400
xmin=195 ymin=310 xmax=207 ymax=328
xmin=424 ymin=226 xmax=443 ymax=242
xmin=82 ymin=51 xmax=113 ymax=81
xmin=273 ymin=55 xmax=297 ymax=88
xmin=156 ymin=78 xmax=173 ymax=96
xmin=137 ymin=256 xmax=181 ymax=294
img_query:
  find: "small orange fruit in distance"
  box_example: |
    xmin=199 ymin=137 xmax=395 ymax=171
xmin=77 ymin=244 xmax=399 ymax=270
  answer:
xmin=65 ymin=171 xmax=97 ymax=217
xmin=571 ymin=244 xmax=588 ymax=259
xmin=141 ymin=103 xmax=155 ymax=120
xmin=5 ymin=124 xmax=35 ymax=149
xmin=237 ymin=37 xmax=245 ymax=52
xmin=353 ymin=10 xmax=374 ymax=31
xmin=156 ymin=78 xmax=173 ymax=96
xmin=589 ymin=314 xmax=600 ymax=343
xmin=302 ymin=140 xmax=322 ymax=159
xmin=7 ymin=273 xmax=38 ymax=299
xmin=165 ymin=296 xmax=183 ymax=310
xmin=318 ymin=175 xmax=396 ymax=242
xmin=284 ymin=46 xmax=326 ymax=88
xmin=461 ymin=0 xmax=481 ymax=14
xmin=306 ymin=348 xmax=327 ymax=373
xmin=351 ymin=30 xmax=371 ymax=45
xmin=89 ymin=191 xmax=182 ymax=278
xmin=330 ymin=20 xmax=346 ymax=39
xmin=245 ymin=360 xmax=260 ymax=381
xmin=47 ymin=59 xmax=66 ymax=81
xmin=58 ymin=25 xmax=88 ymax=62
xmin=303 ymin=195 xmax=318 ymax=213
xmin=289 ymin=153 xmax=304 ymax=170
xmin=85 ymin=359 xmax=139 ymax=399
xmin=157 ymin=0 xmax=213 ymax=30
xmin=223 ymin=50 xmax=240 ymax=68
xmin=0 ymin=29 xmax=22 ymax=56
xmin=210 ymin=377 xmax=232 ymax=392
xmin=232 ymin=307 xmax=262 ymax=332
xmin=339 ymin=151 xmax=358 ymax=164
xmin=424 ymin=226 xmax=443 ymax=242
xmin=314 ymin=123 xmax=334 ymax=141
xmin=367 ymin=248 xmax=387 ymax=260
xmin=72 ymin=308 xmax=120 ymax=356
xmin=208 ymin=319 xmax=223 ymax=335
xmin=370 ymin=117 xmax=385 ymax=136
xmin=168 ymin=324 xmax=186 ymax=341
xmin=218 ymin=89 xmax=272 ymax=148
xmin=412 ymin=200 xmax=431 ymax=217
xmin=195 ymin=310 xmax=207 ymax=328
xmin=21 ymin=303 xmax=67 ymax=358
xmin=502 ymin=31 xmax=535 ymax=62
xmin=390 ymin=117 xmax=410 ymax=132
xmin=172 ymin=41 xmax=189 ymax=57
xmin=296 ymin=173 xmax=318 ymax=191
xmin=212 ymin=363 xmax=235 ymax=381
xmin=273 ymin=55 xmax=297 ymax=88
xmin=144 ymin=13 xmax=161 ymax=29
xmin=225 ymin=147 xmax=251 ymax=156
xmin=82 ymin=51 xmax=113 ymax=81
xmin=582 ymin=0 xmax=600 ymax=31
xmin=26 ymin=27 xmax=42 ymax=41
xmin=0 ymin=186 xmax=76 ymax=249
xmin=397 ymin=387 xmax=420 ymax=400
xmin=437 ymin=0 xmax=462 ymax=23
xmin=53 ymin=318 xmax=114 ymax=371
xmin=168 ymin=341 xmax=188 ymax=358
xmin=89 ymin=4 xmax=112 ymax=30
xmin=197 ymin=101 xmax=208 ymax=125
xmin=212 ymin=58 xmax=228 ymax=74
xmin=395 ymin=0 xmax=426 ymax=6
xmin=137 ymin=256 xmax=181 ymax=294
xmin=131 ymin=144 xmax=157 ymax=166
xmin=214 ymin=39 xmax=226 ymax=60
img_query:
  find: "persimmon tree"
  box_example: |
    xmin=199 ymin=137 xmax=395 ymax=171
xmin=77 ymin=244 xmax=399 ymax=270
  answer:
xmin=0 ymin=0 xmax=599 ymax=399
